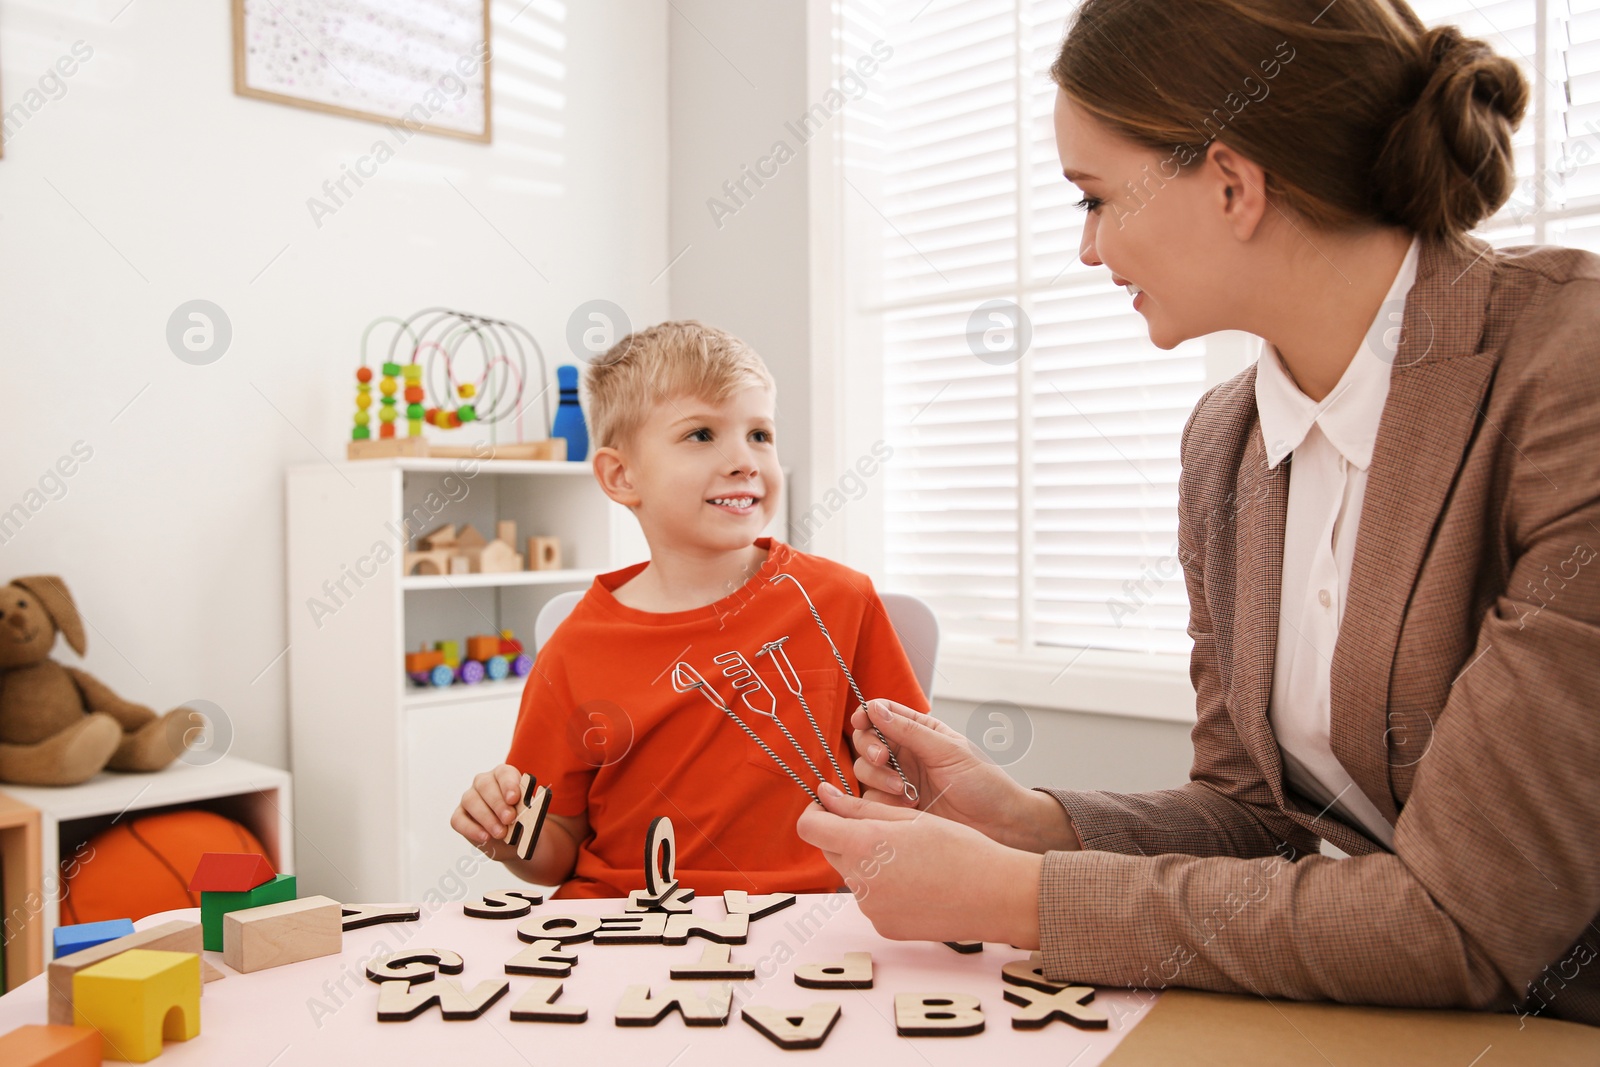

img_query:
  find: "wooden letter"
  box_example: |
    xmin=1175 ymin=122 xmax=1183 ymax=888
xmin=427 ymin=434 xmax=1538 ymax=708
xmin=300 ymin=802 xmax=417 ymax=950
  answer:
xmin=504 ymin=940 xmax=579 ymax=977
xmin=340 ymin=903 xmax=422 ymax=931
xmin=463 ymin=889 xmax=544 ymax=919
xmin=644 ymin=815 xmax=676 ymax=896
xmin=502 ymin=775 xmax=552 ymax=861
xmin=508 ymin=978 xmax=588 ymax=1023
xmin=893 ymin=993 xmax=985 ymax=1037
xmin=626 ymin=884 xmax=695 ymax=913
xmin=594 ymin=913 xmax=668 ymax=944
xmin=364 ymin=948 xmax=465 ymax=985
xmin=614 ymin=983 xmax=734 ymax=1027
xmin=944 ymin=940 xmax=983 ymax=954
xmin=793 ymin=951 xmax=873 ymax=990
xmin=670 ymin=942 xmax=756 ymax=981
xmin=722 ymin=890 xmax=797 ymax=921
xmin=741 ymin=1002 xmax=842 ymax=1050
xmin=1003 ymin=985 xmax=1108 ymax=1030
xmin=1000 ymin=951 xmax=1072 ymax=993
xmin=517 ymin=914 xmax=601 ymax=945
xmin=222 ymin=895 xmax=342 ymax=974
xmin=376 ymin=978 xmax=509 ymax=1022
xmin=662 ymin=912 xmax=750 ymax=945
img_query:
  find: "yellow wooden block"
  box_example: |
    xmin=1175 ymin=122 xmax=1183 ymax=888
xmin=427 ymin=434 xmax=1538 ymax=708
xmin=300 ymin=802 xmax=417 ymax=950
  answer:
xmin=73 ymin=949 xmax=200 ymax=1063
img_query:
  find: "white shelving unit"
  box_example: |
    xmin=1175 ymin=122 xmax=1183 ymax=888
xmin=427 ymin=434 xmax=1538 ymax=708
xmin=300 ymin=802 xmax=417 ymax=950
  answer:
xmin=285 ymin=457 xmax=646 ymax=903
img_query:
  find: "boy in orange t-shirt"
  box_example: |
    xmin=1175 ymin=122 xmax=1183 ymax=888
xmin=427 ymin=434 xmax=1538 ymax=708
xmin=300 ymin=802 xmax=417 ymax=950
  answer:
xmin=450 ymin=321 xmax=928 ymax=897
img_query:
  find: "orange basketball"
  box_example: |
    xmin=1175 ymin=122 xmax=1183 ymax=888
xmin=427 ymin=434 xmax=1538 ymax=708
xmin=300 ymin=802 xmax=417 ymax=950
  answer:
xmin=59 ymin=809 xmax=272 ymax=925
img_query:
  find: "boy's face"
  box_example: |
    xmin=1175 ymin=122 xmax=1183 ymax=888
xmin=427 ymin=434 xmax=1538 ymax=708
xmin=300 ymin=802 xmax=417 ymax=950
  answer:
xmin=608 ymin=385 xmax=781 ymax=554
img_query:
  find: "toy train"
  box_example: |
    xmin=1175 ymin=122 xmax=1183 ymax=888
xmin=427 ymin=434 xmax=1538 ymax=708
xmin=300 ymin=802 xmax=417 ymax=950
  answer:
xmin=406 ymin=630 xmax=533 ymax=687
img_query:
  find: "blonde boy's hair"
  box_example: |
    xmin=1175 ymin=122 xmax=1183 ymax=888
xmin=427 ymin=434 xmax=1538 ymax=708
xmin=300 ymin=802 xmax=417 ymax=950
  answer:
xmin=581 ymin=320 xmax=776 ymax=450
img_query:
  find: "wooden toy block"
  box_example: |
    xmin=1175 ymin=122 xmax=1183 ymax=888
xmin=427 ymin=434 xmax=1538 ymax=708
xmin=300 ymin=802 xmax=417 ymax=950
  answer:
xmin=741 ymin=1002 xmax=842 ymax=1050
xmin=454 ymin=524 xmax=487 ymax=549
xmin=722 ymin=890 xmax=797 ymax=921
xmin=187 ymin=852 xmax=274 ymax=893
xmin=53 ymin=919 xmax=136 ymax=960
xmin=463 ymin=889 xmax=544 ymax=919
xmin=670 ymin=942 xmax=756 ymax=981
xmin=47 ymin=921 xmax=204 ymax=1026
xmin=476 ymin=540 xmax=522 ymax=573
xmin=793 ymin=951 xmax=873 ymax=989
xmin=594 ymin=913 xmax=668 ymax=944
xmin=893 ymin=993 xmax=986 ymax=1037
xmin=402 ymin=549 xmax=455 ymax=576
xmin=625 ymin=885 xmax=695 ymax=913
xmin=517 ymin=914 xmax=601 ymax=944
xmin=222 ymin=894 xmax=341 ymax=973
xmin=944 ymin=940 xmax=984 ymax=954
xmin=73 ymin=949 xmax=200 ymax=1062
xmin=662 ymin=913 xmax=750 ymax=946
xmin=508 ymin=978 xmax=588 ymax=1023
xmin=376 ymin=978 xmax=509 ymax=1022
xmin=466 ymin=634 xmax=502 ymax=662
xmin=527 ymin=537 xmax=562 ymax=571
xmin=415 ymin=523 xmax=457 ymax=550
xmin=200 ymin=873 xmax=295 ymax=951
xmin=614 ymin=982 xmax=734 ymax=1027
xmin=340 ymin=903 xmax=422 ymax=931
xmin=200 ymin=961 xmax=224 ymax=984
xmin=365 ymin=948 xmax=465 ymax=985
xmin=449 ymin=555 xmax=472 ymax=575
xmin=504 ymin=940 xmax=578 ymax=977
xmin=1000 ymin=951 xmax=1072 ymax=993
xmin=502 ymin=774 xmax=552 ymax=861
xmin=496 ymin=520 xmax=518 ymax=546
xmin=0 ymin=1024 xmax=103 ymax=1066
xmin=1003 ymin=985 xmax=1108 ymax=1030
xmin=644 ymin=816 xmax=676 ymax=897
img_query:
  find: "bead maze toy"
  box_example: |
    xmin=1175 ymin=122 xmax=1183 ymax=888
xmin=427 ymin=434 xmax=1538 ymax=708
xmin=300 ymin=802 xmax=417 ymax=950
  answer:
xmin=406 ymin=630 xmax=532 ymax=688
xmin=348 ymin=309 xmax=569 ymax=462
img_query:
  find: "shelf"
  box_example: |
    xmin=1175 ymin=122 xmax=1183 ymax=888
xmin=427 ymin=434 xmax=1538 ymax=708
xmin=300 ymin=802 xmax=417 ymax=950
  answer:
xmin=402 ymin=568 xmax=599 ymax=591
xmin=404 ymin=676 xmax=529 ymax=709
xmin=391 ymin=458 xmax=592 ymax=475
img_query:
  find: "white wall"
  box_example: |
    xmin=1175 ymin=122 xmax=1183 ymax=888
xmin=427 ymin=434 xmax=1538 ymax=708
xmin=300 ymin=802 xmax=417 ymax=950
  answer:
xmin=666 ymin=0 xmax=813 ymax=519
xmin=0 ymin=0 xmax=669 ymax=769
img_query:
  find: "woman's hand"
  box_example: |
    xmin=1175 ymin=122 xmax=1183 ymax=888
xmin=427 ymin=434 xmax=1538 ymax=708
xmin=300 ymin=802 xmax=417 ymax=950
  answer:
xmin=796 ymin=784 xmax=1042 ymax=947
xmin=852 ymin=699 xmax=1080 ymax=853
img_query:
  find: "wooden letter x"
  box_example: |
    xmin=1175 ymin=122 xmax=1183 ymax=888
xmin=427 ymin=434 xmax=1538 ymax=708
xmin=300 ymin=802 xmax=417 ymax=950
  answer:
xmin=1003 ymin=985 xmax=1108 ymax=1030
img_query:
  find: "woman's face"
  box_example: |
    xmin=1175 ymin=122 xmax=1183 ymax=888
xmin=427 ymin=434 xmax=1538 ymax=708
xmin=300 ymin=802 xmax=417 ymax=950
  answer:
xmin=1053 ymin=89 xmax=1239 ymax=349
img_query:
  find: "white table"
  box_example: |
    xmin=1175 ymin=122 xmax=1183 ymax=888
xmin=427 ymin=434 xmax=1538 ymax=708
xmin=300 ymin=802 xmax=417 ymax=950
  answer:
xmin=0 ymin=891 xmax=1153 ymax=1064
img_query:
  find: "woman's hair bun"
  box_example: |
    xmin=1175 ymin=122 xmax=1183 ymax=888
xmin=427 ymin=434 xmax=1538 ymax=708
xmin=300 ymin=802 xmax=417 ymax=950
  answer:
xmin=1374 ymin=23 xmax=1529 ymax=237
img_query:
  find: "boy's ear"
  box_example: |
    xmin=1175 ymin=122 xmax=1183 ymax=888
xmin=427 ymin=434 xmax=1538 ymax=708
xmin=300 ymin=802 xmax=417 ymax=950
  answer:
xmin=592 ymin=446 xmax=641 ymax=509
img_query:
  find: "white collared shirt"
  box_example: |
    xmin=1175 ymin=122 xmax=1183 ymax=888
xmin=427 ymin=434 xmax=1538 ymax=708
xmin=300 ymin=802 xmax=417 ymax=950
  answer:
xmin=1254 ymin=236 xmax=1422 ymax=850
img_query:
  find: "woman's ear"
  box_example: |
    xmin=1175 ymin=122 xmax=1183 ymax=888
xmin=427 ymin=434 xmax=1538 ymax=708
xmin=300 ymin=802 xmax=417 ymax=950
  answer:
xmin=592 ymin=446 xmax=641 ymax=509
xmin=1204 ymin=142 xmax=1269 ymax=242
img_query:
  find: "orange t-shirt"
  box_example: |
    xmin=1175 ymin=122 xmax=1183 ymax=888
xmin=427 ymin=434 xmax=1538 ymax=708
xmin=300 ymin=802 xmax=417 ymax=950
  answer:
xmin=505 ymin=538 xmax=929 ymax=898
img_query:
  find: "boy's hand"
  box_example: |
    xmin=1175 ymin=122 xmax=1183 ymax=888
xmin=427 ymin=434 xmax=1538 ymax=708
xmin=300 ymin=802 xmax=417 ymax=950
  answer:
xmin=451 ymin=764 xmax=527 ymax=854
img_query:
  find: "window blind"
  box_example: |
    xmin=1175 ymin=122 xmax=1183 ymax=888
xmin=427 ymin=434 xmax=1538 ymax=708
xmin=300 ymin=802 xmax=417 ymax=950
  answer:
xmin=842 ymin=0 xmax=1600 ymax=660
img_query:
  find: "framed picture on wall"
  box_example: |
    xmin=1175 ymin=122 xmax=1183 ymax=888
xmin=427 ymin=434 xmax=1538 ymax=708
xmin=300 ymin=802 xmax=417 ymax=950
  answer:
xmin=231 ymin=0 xmax=492 ymax=143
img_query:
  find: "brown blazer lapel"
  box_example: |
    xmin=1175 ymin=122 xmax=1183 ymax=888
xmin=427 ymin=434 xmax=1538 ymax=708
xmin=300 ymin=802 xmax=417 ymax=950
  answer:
xmin=1229 ymin=422 xmax=1293 ymax=804
xmin=1329 ymin=237 xmax=1500 ymax=823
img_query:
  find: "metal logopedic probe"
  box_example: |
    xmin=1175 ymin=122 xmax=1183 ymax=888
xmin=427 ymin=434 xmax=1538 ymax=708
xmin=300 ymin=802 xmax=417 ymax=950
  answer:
xmin=755 ymin=636 xmax=854 ymax=796
xmin=769 ymin=572 xmax=919 ymax=803
xmin=671 ymin=661 xmax=820 ymax=805
xmin=714 ymin=650 xmax=836 ymax=794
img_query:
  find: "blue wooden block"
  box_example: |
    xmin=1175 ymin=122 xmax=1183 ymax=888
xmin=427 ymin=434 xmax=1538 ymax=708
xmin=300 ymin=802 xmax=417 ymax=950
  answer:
xmin=53 ymin=917 xmax=136 ymax=959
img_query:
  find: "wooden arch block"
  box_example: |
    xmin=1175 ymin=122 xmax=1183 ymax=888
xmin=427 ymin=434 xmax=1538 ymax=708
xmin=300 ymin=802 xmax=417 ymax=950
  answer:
xmin=73 ymin=949 xmax=201 ymax=1062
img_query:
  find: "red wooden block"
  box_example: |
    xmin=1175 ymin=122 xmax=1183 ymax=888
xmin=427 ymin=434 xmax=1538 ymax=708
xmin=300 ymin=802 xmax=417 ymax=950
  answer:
xmin=0 ymin=1024 xmax=102 ymax=1066
xmin=187 ymin=852 xmax=275 ymax=893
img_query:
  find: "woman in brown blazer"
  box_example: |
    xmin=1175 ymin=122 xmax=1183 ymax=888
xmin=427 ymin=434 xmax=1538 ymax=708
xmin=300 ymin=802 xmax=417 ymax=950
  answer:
xmin=798 ymin=0 xmax=1600 ymax=1026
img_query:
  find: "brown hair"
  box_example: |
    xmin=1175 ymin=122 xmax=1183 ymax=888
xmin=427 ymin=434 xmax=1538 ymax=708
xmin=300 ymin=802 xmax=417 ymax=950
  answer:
xmin=582 ymin=319 xmax=775 ymax=450
xmin=1050 ymin=0 xmax=1527 ymax=243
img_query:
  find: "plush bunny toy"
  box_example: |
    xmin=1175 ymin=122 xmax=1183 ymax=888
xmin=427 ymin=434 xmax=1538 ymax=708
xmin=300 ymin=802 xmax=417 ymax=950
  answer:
xmin=0 ymin=575 xmax=199 ymax=786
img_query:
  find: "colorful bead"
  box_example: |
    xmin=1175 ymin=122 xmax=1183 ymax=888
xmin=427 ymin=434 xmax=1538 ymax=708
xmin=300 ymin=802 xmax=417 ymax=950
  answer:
xmin=352 ymin=425 xmax=371 ymax=440
xmin=357 ymin=367 xmax=373 ymax=383
xmin=379 ymin=406 xmax=397 ymax=423
xmin=356 ymin=393 xmax=372 ymax=410
xmin=380 ymin=378 xmax=397 ymax=396
xmin=458 ymin=382 xmax=477 ymax=399
xmin=408 ymin=418 xmax=423 ymax=435
xmin=404 ymin=386 xmax=424 ymax=403
xmin=378 ymin=423 xmax=396 ymax=439
xmin=402 ymin=364 xmax=422 ymax=382
xmin=406 ymin=403 xmax=424 ymax=419
xmin=457 ymin=404 xmax=477 ymax=423
xmin=380 ymin=396 xmax=396 ymax=406
xmin=354 ymin=411 xmax=370 ymax=426
xmin=382 ymin=362 xmax=402 ymax=377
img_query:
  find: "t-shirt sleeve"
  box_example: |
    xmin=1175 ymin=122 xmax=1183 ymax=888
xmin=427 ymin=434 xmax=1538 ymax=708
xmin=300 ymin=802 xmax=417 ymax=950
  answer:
xmin=845 ymin=570 xmax=933 ymax=713
xmin=504 ymin=638 xmax=594 ymax=818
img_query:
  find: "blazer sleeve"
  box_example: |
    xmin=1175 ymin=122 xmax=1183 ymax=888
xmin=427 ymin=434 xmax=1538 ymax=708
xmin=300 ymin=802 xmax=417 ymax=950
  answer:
xmin=1036 ymin=291 xmax=1600 ymax=1015
xmin=1043 ymin=387 xmax=1319 ymax=862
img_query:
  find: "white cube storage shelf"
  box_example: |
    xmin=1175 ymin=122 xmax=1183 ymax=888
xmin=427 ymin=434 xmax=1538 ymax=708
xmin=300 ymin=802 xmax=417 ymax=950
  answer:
xmin=286 ymin=458 xmax=645 ymax=903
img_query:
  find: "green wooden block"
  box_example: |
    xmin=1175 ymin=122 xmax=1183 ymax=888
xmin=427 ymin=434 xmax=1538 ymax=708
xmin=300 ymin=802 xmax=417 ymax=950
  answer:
xmin=201 ymin=874 xmax=296 ymax=951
